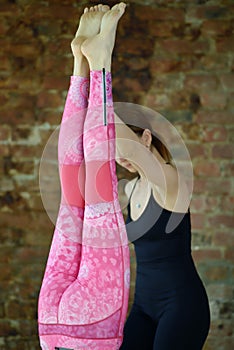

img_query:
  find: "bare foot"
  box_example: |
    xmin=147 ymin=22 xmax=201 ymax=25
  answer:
xmin=71 ymin=4 xmax=110 ymax=58
xmin=81 ymin=2 xmax=126 ymax=71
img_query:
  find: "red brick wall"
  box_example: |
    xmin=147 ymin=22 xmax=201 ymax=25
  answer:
xmin=0 ymin=0 xmax=233 ymax=349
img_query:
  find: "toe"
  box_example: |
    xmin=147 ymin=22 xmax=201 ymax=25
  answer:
xmin=118 ymin=2 xmax=126 ymax=10
xmin=118 ymin=2 xmax=127 ymax=13
xmin=84 ymin=7 xmax=88 ymax=13
xmin=102 ymin=5 xmax=110 ymax=12
xmin=111 ymin=4 xmax=119 ymax=11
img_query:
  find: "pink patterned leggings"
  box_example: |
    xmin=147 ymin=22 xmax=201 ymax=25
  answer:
xmin=38 ymin=70 xmax=130 ymax=350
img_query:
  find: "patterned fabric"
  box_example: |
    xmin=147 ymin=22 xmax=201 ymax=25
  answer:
xmin=38 ymin=71 xmax=130 ymax=350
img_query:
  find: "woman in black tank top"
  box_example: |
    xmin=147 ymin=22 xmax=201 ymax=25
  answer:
xmin=115 ymin=124 xmax=210 ymax=349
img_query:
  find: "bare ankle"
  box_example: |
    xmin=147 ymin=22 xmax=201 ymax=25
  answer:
xmin=73 ymin=57 xmax=89 ymax=77
xmin=89 ymin=56 xmax=111 ymax=72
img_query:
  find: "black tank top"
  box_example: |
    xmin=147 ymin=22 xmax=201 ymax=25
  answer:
xmin=126 ymin=177 xmax=191 ymax=242
xmin=124 ymin=179 xmax=210 ymax=346
xmin=125 ymin=178 xmax=195 ymax=295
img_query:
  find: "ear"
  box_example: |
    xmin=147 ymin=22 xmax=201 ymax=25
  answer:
xmin=141 ymin=129 xmax=152 ymax=148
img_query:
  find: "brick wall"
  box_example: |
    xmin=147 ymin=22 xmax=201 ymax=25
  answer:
xmin=0 ymin=0 xmax=233 ymax=349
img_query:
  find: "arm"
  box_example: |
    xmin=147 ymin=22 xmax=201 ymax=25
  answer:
xmin=114 ymin=113 xmax=190 ymax=212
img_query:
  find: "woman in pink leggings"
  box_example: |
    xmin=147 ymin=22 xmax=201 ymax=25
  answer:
xmin=38 ymin=3 xmax=130 ymax=350
xmin=39 ymin=3 xmax=210 ymax=349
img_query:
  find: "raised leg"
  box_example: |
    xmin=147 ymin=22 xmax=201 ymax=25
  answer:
xmin=55 ymin=3 xmax=130 ymax=350
xmin=38 ymin=5 xmax=110 ymax=350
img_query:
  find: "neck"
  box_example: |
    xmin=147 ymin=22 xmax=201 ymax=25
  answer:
xmin=136 ymin=173 xmax=149 ymax=188
xmin=138 ymin=171 xmax=147 ymax=182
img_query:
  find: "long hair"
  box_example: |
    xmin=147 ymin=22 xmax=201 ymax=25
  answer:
xmin=126 ymin=124 xmax=173 ymax=165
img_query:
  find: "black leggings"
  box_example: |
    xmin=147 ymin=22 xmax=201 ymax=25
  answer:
xmin=120 ymin=285 xmax=210 ymax=350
